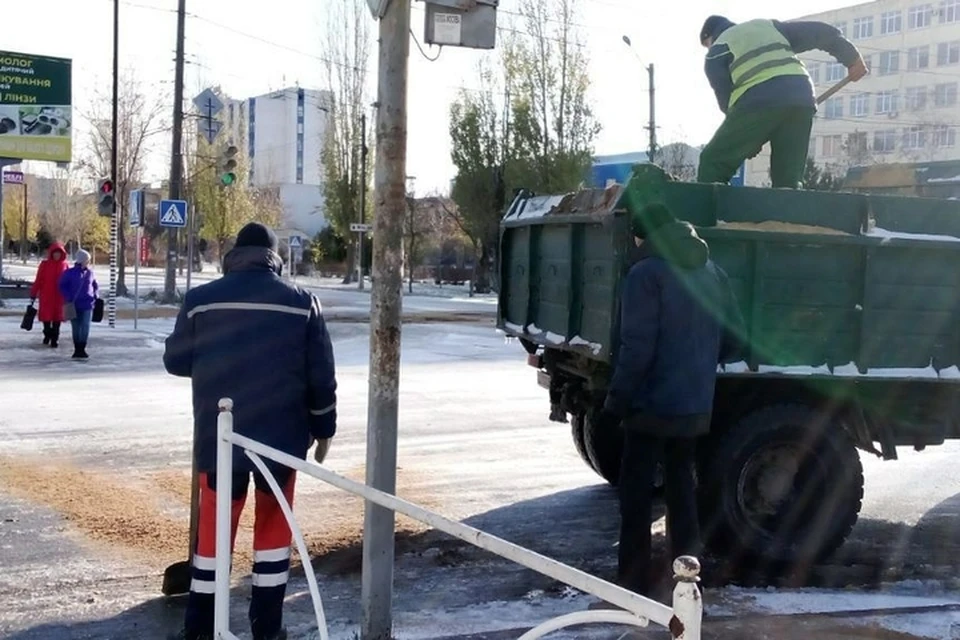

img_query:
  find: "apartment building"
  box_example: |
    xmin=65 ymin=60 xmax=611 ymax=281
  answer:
xmin=744 ymin=0 xmax=960 ymax=186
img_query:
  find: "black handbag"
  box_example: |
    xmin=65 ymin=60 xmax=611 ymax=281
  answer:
xmin=92 ymin=298 xmax=105 ymax=323
xmin=20 ymin=304 xmax=36 ymax=331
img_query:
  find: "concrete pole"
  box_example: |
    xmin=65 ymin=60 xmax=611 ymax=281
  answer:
xmin=361 ymin=1 xmax=410 ymax=638
xmin=164 ymin=0 xmax=186 ymax=302
xmin=647 ymin=63 xmax=657 ymax=164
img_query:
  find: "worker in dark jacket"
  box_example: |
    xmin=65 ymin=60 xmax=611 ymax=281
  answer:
xmin=697 ymin=15 xmax=867 ymax=188
xmin=600 ymin=204 xmax=744 ymax=600
xmin=164 ymin=223 xmax=337 ymax=640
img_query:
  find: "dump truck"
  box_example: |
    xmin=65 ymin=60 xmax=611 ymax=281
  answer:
xmin=498 ymin=164 xmax=960 ymax=565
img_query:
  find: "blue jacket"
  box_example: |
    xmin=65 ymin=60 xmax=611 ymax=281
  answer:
xmin=604 ymin=222 xmax=744 ymax=437
xmin=58 ymin=264 xmax=99 ymax=312
xmin=704 ymin=18 xmax=861 ymax=115
xmin=163 ymin=247 xmax=338 ymax=473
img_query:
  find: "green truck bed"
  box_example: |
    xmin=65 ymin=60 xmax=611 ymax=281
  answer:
xmin=498 ymin=165 xmax=960 ymax=377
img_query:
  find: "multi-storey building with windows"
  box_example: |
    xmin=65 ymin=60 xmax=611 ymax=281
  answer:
xmin=744 ymin=0 xmax=960 ymax=186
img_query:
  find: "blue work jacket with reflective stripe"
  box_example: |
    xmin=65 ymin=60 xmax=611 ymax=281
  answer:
xmin=163 ymin=246 xmax=338 ymax=474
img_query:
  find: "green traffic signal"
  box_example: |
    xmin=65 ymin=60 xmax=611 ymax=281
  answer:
xmin=221 ymin=172 xmax=236 ymax=186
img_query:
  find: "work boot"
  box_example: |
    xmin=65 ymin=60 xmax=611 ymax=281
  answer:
xmin=254 ymin=629 xmax=287 ymax=640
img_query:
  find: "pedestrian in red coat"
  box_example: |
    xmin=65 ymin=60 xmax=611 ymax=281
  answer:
xmin=29 ymin=242 xmax=69 ymax=348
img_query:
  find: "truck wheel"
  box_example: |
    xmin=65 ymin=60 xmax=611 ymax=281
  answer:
xmin=700 ymin=404 xmax=863 ymax=566
xmin=582 ymin=412 xmax=623 ymax=486
xmin=570 ymin=413 xmax=593 ymax=471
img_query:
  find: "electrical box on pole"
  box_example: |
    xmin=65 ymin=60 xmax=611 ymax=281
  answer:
xmin=423 ymin=0 xmax=499 ymax=50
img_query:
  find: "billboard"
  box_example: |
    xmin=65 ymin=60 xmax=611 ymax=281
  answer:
xmin=0 ymin=50 xmax=72 ymax=163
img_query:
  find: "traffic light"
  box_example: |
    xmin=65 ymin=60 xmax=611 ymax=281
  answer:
xmin=220 ymin=145 xmax=238 ymax=186
xmin=97 ymin=178 xmax=115 ymax=216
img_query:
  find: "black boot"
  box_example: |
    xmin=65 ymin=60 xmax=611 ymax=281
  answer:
xmin=78 ymin=342 xmax=89 ymax=359
xmin=42 ymin=324 xmax=51 ymax=345
xmin=50 ymin=323 xmax=59 ymax=348
xmin=72 ymin=342 xmax=83 ymax=359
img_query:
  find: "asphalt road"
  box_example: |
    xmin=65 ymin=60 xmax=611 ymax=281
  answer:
xmin=1 ymin=313 xmax=959 ymax=639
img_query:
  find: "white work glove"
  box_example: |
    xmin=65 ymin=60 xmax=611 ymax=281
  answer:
xmin=313 ymin=438 xmax=331 ymax=464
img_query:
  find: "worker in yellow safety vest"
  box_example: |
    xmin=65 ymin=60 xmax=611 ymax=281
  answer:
xmin=697 ymin=15 xmax=867 ymax=188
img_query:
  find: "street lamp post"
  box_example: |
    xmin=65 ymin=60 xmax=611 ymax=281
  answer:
xmin=622 ymin=35 xmax=658 ymax=164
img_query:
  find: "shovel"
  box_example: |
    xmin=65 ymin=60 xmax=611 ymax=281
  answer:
xmin=816 ymin=76 xmax=855 ymax=105
xmin=162 ymin=434 xmax=201 ymax=596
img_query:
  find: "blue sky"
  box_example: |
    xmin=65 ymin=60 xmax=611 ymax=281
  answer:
xmin=4 ymin=0 xmax=854 ymax=193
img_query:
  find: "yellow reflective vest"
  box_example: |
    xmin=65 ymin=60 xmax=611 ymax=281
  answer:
xmin=714 ymin=19 xmax=809 ymax=110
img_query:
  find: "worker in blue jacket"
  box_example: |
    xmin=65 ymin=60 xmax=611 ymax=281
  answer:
xmin=697 ymin=15 xmax=867 ymax=188
xmin=599 ymin=204 xmax=744 ymax=599
xmin=164 ymin=223 xmax=338 ymax=640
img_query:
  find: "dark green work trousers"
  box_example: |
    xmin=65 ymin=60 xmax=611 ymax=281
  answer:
xmin=697 ymin=106 xmax=814 ymax=189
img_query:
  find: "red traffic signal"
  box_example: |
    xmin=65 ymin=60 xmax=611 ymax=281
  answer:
xmin=98 ymin=179 xmax=116 ymax=216
xmin=99 ymin=179 xmax=114 ymax=194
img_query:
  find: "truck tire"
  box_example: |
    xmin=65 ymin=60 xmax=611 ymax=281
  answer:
xmin=570 ymin=414 xmax=593 ymax=472
xmin=699 ymin=403 xmax=864 ymax=566
xmin=582 ymin=412 xmax=623 ymax=486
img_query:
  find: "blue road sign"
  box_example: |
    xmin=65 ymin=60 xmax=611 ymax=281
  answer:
xmin=289 ymin=235 xmax=302 ymax=248
xmin=159 ymin=199 xmax=188 ymax=228
xmin=129 ymin=189 xmax=145 ymax=227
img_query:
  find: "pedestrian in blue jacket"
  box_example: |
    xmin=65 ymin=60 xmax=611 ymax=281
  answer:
xmin=57 ymin=249 xmax=99 ymax=359
xmin=164 ymin=223 xmax=338 ymax=640
xmin=697 ymin=15 xmax=867 ymax=188
xmin=599 ymin=204 xmax=744 ymax=600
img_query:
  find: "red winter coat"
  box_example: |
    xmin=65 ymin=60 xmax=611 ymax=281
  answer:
xmin=30 ymin=243 xmax=69 ymax=322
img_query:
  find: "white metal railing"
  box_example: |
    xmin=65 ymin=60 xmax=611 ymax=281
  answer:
xmin=212 ymin=398 xmax=703 ymax=640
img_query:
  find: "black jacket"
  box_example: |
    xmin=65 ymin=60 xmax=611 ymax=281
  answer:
xmin=604 ymin=222 xmax=744 ymax=437
xmin=705 ymin=18 xmax=861 ymax=114
xmin=163 ymin=247 xmax=338 ymax=473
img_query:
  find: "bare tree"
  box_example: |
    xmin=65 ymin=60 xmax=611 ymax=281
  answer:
xmin=40 ymin=165 xmax=86 ymax=244
xmin=320 ymin=0 xmax=372 ymax=282
xmin=658 ymin=140 xmax=699 ymax=181
xmin=79 ymin=71 xmax=168 ymax=295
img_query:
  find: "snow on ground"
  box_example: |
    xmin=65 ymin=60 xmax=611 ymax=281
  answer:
xmin=3 ymin=314 xmax=960 ymax=638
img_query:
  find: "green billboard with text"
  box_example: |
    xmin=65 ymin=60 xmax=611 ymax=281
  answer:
xmin=0 ymin=50 xmax=72 ymax=163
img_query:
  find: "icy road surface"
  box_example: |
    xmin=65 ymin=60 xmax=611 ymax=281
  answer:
xmin=1 ymin=312 xmax=960 ymax=639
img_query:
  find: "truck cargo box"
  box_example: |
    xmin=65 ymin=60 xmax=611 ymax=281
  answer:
xmin=499 ymin=165 xmax=960 ymax=377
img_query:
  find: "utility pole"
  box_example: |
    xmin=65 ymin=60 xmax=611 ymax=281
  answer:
xmin=108 ymin=0 xmax=120 ymax=328
xmin=19 ymin=181 xmax=27 ymax=263
xmin=361 ymin=0 xmax=409 ymax=638
xmin=358 ymin=111 xmax=367 ymax=291
xmin=164 ymin=0 xmax=186 ymax=302
xmin=646 ymin=63 xmax=657 ymax=164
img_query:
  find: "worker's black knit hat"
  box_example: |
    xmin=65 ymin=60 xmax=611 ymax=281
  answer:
xmin=235 ymin=222 xmax=278 ymax=252
xmin=632 ymin=203 xmax=676 ymax=239
xmin=700 ymin=15 xmax=735 ymax=43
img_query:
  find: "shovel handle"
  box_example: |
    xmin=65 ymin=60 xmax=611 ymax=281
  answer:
xmin=816 ymin=76 xmax=854 ymax=105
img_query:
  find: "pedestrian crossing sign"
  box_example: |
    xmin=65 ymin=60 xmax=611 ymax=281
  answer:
xmin=159 ymin=199 xmax=188 ymax=228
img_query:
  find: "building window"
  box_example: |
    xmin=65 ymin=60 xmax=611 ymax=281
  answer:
xmin=873 ymin=129 xmax=897 ymax=153
xmin=933 ymin=125 xmax=957 ymax=147
xmin=903 ymin=126 xmax=927 ymax=150
xmin=937 ymin=40 xmax=960 ymax=65
xmin=808 ymin=62 xmax=821 ymax=84
xmin=909 ymin=3 xmax=934 ymax=27
xmin=908 ymin=45 xmax=931 ymax=69
xmin=827 ymin=62 xmax=846 ymax=82
xmin=863 ymin=53 xmax=872 ymax=71
xmin=808 ymin=136 xmax=818 ymax=158
xmin=879 ymin=51 xmax=900 ymax=74
xmin=850 ymin=93 xmax=870 ymax=116
xmin=881 ymin=10 xmax=903 ymax=33
xmin=943 ymin=0 xmax=960 ymax=23
xmin=906 ymin=86 xmax=928 ymax=110
xmin=833 ymin=21 xmax=848 ymax=36
xmin=822 ymin=135 xmax=844 ymax=157
xmin=848 ymin=132 xmax=868 ymax=154
xmin=935 ymin=82 xmax=959 ymax=106
xmin=824 ymin=96 xmax=844 ymax=118
xmin=876 ymin=90 xmax=899 ymax=114
xmin=853 ymin=16 xmax=874 ymax=39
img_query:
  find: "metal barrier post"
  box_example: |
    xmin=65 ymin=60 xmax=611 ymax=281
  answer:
xmin=214 ymin=399 xmax=234 ymax=638
xmin=671 ymin=556 xmax=702 ymax=639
